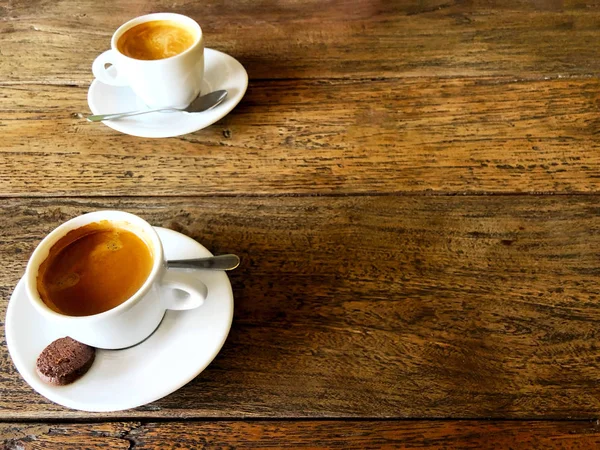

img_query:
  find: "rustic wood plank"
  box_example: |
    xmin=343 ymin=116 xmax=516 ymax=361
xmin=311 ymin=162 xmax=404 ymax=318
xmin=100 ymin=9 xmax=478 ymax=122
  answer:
xmin=3 ymin=420 xmax=600 ymax=449
xmin=3 ymin=0 xmax=600 ymax=84
xmin=2 ymin=77 xmax=600 ymax=196
xmin=1 ymin=196 xmax=600 ymax=419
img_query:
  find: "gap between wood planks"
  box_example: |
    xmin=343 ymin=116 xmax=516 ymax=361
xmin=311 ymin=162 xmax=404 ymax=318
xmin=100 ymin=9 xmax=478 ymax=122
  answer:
xmin=0 ymin=192 xmax=599 ymax=200
xmin=0 ymin=73 xmax=597 ymax=88
xmin=2 ymin=417 xmax=600 ymax=424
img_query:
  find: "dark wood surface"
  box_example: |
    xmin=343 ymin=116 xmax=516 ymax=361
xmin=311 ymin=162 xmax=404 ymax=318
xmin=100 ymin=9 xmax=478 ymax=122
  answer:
xmin=2 ymin=0 xmax=600 ymax=447
xmin=2 ymin=77 xmax=600 ymax=196
xmin=3 ymin=420 xmax=600 ymax=449
xmin=3 ymin=0 xmax=600 ymax=83
xmin=2 ymin=196 xmax=600 ymax=421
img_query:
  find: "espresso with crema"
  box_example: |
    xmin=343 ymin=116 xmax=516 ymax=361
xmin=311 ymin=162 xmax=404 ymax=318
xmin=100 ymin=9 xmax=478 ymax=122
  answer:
xmin=117 ymin=20 xmax=196 ymax=60
xmin=37 ymin=221 xmax=153 ymax=317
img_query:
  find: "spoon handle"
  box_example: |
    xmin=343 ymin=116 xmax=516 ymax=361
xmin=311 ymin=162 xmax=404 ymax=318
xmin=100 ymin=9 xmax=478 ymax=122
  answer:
xmin=167 ymin=254 xmax=241 ymax=271
xmin=87 ymin=108 xmax=175 ymax=122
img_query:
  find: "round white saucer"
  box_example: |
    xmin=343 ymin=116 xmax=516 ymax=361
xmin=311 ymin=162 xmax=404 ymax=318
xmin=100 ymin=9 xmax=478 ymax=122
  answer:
xmin=5 ymin=227 xmax=234 ymax=412
xmin=87 ymin=48 xmax=248 ymax=138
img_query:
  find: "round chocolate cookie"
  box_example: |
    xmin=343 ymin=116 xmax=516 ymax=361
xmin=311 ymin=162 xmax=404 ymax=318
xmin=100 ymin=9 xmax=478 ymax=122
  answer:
xmin=36 ymin=336 xmax=96 ymax=386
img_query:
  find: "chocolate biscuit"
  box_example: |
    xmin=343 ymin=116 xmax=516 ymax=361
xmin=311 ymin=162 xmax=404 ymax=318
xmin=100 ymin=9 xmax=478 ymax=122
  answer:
xmin=36 ymin=336 xmax=95 ymax=386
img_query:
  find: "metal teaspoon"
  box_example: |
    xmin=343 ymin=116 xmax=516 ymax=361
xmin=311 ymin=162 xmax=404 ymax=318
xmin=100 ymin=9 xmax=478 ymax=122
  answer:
xmin=166 ymin=254 xmax=240 ymax=271
xmin=86 ymin=89 xmax=228 ymax=122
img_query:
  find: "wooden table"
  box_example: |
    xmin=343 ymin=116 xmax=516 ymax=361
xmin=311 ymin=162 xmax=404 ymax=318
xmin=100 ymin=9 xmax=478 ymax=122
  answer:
xmin=2 ymin=0 xmax=600 ymax=447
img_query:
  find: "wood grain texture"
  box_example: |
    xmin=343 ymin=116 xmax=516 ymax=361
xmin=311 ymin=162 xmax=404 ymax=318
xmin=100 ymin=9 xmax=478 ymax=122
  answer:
xmin=1 ymin=196 xmax=600 ymax=419
xmin=2 ymin=77 xmax=600 ymax=196
xmin=3 ymin=420 xmax=600 ymax=449
xmin=3 ymin=0 xmax=600 ymax=84
xmin=4 ymin=0 xmax=600 ymax=443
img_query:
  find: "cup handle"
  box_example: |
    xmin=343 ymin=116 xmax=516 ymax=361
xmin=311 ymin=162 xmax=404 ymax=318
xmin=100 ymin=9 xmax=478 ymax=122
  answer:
xmin=160 ymin=270 xmax=208 ymax=311
xmin=92 ymin=50 xmax=129 ymax=86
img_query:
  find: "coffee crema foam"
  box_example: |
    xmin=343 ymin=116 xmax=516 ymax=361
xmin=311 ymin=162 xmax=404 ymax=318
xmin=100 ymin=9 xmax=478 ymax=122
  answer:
xmin=36 ymin=221 xmax=154 ymax=317
xmin=117 ymin=20 xmax=196 ymax=60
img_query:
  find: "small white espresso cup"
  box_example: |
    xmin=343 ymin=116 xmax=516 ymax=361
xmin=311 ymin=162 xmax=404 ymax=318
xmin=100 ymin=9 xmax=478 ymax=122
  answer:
xmin=92 ymin=13 xmax=205 ymax=109
xmin=24 ymin=211 xmax=208 ymax=349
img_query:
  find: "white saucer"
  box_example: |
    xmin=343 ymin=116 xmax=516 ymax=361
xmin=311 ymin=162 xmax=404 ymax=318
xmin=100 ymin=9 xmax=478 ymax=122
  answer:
xmin=5 ymin=227 xmax=234 ymax=412
xmin=87 ymin=48 xmax=248 ymax=138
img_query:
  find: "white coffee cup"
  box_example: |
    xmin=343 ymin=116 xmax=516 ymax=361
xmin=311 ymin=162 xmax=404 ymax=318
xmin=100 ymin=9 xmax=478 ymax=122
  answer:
xmin=92 ymin=13 xmax=205 ymax=109
xmin=24 ymin=211 xmax=208 ymax=349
